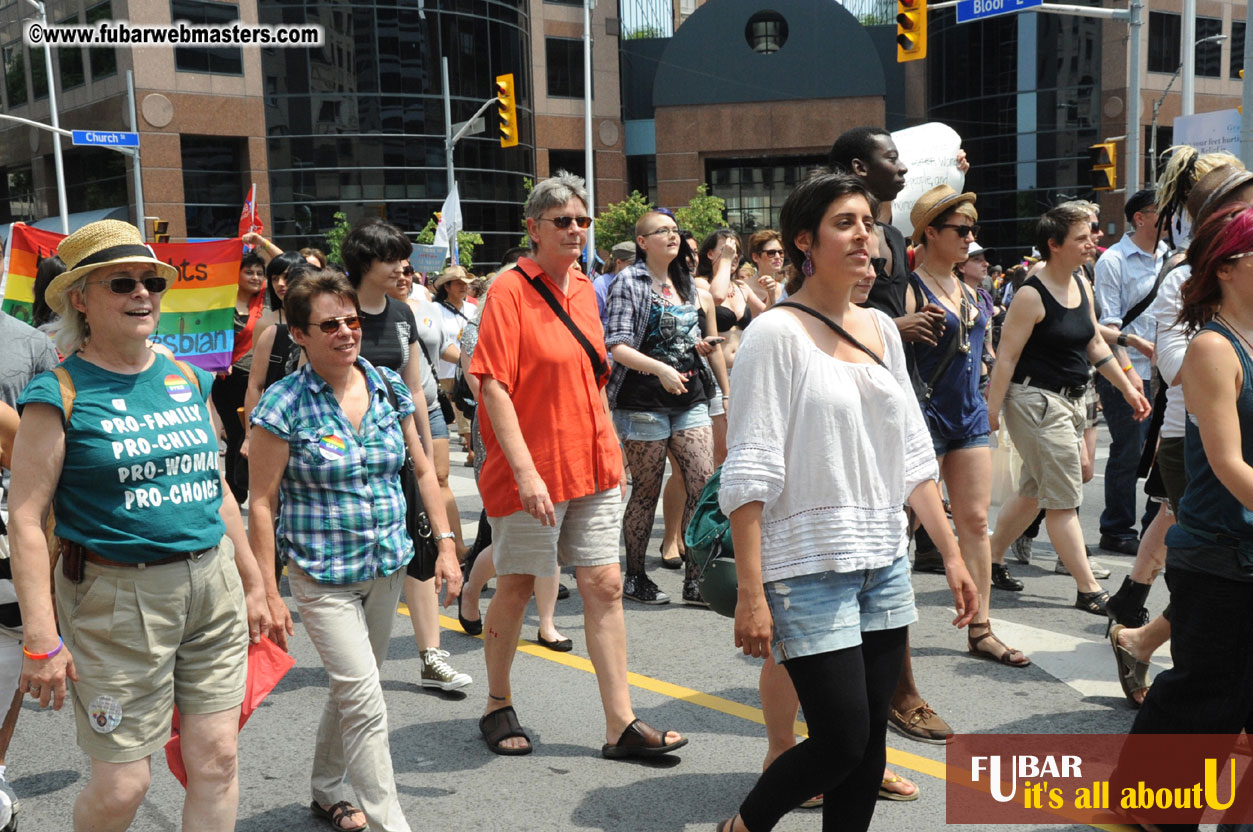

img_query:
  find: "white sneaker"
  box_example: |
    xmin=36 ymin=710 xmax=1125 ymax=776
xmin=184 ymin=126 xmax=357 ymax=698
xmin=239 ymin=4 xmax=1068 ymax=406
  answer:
xmin=420 ymin=648 xmax=472 ymax=691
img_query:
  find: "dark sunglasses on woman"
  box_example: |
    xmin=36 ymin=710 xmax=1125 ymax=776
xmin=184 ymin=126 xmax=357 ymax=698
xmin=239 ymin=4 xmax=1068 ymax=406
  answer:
xmin=541 ymin=216 xmax=593 ymax=229
xmin=91 ymin=276 xmax=169 ymax=294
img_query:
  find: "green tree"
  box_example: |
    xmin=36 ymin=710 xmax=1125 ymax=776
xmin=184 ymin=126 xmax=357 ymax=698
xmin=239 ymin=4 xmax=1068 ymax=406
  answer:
xmin=415 ymin=216 xmax=484 ymax=269
xmin=673 ymin=184 xmax=727 ymax=243
xmin=324 ymin=211 xmax=351 ymax=264
xmin=594 ymin=190 xmax=655 ymax=249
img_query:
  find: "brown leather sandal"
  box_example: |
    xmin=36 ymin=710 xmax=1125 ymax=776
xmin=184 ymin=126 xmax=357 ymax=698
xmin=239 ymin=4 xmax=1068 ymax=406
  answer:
xmin=311 ymin=800 xmax=367 ymax=831
xmin=968 ymin=623 xmax=1031 ymax=667
xmin=601 ymin=718 xmax=688 ymax=759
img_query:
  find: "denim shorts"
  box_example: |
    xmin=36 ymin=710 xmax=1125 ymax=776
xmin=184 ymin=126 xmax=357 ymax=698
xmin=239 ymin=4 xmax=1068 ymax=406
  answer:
xmin=427 ymin=403 xmax=450 ymax=440
xmin=763 ymin=556 xmax=917 ymax=663
xmin=612 ymin=403 xmax=711 ymax=442
xmin=932 ymin=431 xmax=990 ymax=458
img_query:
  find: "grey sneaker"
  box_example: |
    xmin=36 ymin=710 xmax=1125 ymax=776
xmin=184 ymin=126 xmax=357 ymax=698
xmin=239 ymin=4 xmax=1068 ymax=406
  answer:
xmin=420 ymin=648 xmax=472 ymax=691
xmin=1010 ymin=535 xmax=1033 ymax=564
xmin=1055 ymin=549 xmax=1112 ymax=579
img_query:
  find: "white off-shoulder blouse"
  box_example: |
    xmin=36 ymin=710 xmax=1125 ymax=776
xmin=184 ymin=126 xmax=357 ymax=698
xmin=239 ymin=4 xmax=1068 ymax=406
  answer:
xmin=719 ymin=307 xmax=939 ymax=584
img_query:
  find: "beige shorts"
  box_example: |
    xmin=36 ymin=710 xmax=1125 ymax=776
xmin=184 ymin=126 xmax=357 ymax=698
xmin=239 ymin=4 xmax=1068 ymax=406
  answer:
xmin=491 ymin=488 xmax=623 ymax=577
xmin=55 ymin=540 xmax=248 ymax=763
xmin=1004 ymin=382 xmax=1085 ymax=510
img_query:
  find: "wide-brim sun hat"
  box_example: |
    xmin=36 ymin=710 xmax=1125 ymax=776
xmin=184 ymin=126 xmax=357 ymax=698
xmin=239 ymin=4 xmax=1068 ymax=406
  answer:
xmin=1186 ymin=165 xmax=1253 ymax=228
xmin=433 ymin=270 xmax=474 ymax=289
xmin=45 ymin=219 xmax=178 ymax=317
xmin=910 ymin=184 xmax=977 ymax=245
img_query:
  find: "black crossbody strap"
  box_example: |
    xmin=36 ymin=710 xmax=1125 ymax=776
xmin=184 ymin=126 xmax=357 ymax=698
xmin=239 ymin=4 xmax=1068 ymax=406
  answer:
xmin=909 ymin=274 xmax=963 ymax=402
xmin=775 ymin=301 xmax=888 ymax=369
xmin=513 ymin=266 xmax=609 ymax=383
xmin=1121 ymin=250 xmax=1182 ymax=331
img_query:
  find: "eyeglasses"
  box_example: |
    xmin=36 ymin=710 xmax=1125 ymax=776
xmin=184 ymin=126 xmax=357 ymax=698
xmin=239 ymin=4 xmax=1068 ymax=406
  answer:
xmin=91 ymin=276 xmax=168 ymax=294
xmin=309 ymin=315 xmax=362 ymax=334
xmin=539 ymin=216 xmax=593 ymax=229
xmin=401 ymin=266 xmax=415 ymax=276
xmin=759 ymin=248 xmax=785 ymax=259
xmin=641 ymin=226 xmax=680 ymax=239
xmin=938 ymin=223 xmax=979 ymax=239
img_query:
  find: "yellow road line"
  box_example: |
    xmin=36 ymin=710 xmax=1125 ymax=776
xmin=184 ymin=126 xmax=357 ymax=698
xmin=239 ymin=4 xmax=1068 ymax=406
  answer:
xmin=400 ymin=606 xmax=1134 ymax=831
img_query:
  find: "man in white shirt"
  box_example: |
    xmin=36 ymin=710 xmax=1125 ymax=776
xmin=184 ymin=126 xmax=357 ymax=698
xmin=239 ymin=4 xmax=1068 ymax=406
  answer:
xmin=1093 ymin=190 xmax=1168 ymax=555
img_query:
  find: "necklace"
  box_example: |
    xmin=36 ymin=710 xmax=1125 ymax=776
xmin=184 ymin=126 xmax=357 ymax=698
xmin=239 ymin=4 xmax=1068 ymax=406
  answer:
xmin=917 ymin=265 xmax=972 ymax=354
xmin=1216 ymin=313 xmax=1253 ymax=358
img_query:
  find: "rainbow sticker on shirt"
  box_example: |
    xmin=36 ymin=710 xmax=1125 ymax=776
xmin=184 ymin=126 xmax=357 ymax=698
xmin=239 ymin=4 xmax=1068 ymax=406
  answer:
xmin=163 ymin=374 xmax=193 ymax=403
xmin=319 ymin=434 xmax=348 ymax=460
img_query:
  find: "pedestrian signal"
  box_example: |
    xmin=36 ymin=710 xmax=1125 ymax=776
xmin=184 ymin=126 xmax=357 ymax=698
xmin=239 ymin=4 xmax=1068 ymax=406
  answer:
xmin=496 ymin=73 xmax=518 ymax=148
xmin=897 ymin=0 xmax=927 ymax=62
xmin=1089 ymin=142 xmax=1117 ymax=192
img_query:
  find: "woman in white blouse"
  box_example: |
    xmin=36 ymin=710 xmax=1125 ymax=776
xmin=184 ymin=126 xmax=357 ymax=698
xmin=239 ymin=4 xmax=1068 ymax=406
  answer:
xmin=717 ymin=173 xmax=977 ymax=832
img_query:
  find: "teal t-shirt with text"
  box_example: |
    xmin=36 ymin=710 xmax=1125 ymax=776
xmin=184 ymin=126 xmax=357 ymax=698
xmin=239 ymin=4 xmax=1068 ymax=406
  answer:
xmin=18 ymin=353 xmax=225 ymax=562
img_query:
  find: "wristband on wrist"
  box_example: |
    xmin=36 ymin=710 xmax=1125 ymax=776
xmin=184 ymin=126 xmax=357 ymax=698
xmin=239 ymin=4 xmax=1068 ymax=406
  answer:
xmin=1122 ymin=363 xmax=1133 ymax=373
xmin=1117 ymin=332 xmax=1128 ymax=347
xmin=23 ymin=636 xmax=63 ymax=661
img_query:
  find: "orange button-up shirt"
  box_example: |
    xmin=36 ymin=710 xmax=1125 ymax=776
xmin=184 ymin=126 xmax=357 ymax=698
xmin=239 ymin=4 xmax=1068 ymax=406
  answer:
xmin=469 ymin=257 xmax=623 ymax=517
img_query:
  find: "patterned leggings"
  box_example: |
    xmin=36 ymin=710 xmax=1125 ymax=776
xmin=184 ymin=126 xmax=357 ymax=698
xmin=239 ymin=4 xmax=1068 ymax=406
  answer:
xmin=621 ymin=426 xmax=714 ymax=581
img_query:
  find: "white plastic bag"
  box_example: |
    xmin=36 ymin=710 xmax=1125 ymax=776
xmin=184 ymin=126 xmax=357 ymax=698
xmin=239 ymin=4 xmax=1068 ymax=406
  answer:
xmin=988 ymin=423 xmax=1021 ymax=518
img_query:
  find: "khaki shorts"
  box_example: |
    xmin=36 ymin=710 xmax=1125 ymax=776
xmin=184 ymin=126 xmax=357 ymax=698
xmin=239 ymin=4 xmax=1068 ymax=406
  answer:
xmin=1004 ymin=382 xmax=1085 ymax=510
xmin=55 ymin=540 xmax=248 ymax=763
xmin=492 ymin=488 xmax=623 ymax=577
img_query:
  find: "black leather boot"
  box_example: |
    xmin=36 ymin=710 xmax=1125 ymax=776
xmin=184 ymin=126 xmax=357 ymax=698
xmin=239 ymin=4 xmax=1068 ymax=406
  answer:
xmin=1105 ymin=575 xmax=1150 ymax=630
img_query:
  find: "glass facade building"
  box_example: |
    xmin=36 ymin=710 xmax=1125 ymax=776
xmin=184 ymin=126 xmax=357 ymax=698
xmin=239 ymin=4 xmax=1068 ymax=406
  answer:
xmin=258 ymin=0 xmax=535 ymax=261
xmin=927 ymin=8 xmax=1102 ymax=257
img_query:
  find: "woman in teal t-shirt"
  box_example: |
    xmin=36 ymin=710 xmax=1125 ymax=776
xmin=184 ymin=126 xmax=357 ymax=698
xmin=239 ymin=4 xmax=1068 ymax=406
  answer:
xmin=7 ymin=220 xmax=270 ymax=832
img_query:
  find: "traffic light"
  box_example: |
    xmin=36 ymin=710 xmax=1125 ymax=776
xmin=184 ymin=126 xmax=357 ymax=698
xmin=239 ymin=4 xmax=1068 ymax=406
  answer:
xmin=896 ymin=0 xmax=927 ymax=62
xmin=151 ymin=218 xmax=169 ymax=244
xmin=1089 ymin=142 xmax=1117 ymax=191
xmin=496 ymin=73 xmax=518 ymax=148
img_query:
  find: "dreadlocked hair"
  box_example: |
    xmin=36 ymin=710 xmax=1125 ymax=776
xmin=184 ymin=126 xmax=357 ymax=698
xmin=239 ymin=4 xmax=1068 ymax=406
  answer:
xmin=1155 ymin=146 xmax=1243 ymax=247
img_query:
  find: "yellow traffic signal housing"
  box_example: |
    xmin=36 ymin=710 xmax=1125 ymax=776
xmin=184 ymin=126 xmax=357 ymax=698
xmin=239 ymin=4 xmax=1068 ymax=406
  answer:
xmin=897 ymin=0 xmax=927 ymax=62
xmin=1089 ymin=142 xmax=1117 ymax=191
xmin=152 ymin=218 xmax=169 ymax=244
xmin=496 ymin=73 xmax=518 ymax=148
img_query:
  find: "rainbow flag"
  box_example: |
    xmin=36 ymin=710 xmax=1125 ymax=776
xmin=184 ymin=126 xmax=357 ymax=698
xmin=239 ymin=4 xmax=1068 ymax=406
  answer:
xmin=1 ymin=224 xmax=242 ymax=372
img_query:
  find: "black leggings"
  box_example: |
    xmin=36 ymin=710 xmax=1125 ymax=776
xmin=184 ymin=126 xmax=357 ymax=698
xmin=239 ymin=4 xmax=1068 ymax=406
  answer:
xmin=210 ymin=367 xmax=250 ymax=505
xmin=738 ymin=627 xmax=908 ymax=832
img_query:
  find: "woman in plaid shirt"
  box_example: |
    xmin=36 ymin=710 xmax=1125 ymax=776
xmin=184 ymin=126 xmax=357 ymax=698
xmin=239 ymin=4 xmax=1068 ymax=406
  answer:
xmin=249 ymin=271 xmax=461 ymax=832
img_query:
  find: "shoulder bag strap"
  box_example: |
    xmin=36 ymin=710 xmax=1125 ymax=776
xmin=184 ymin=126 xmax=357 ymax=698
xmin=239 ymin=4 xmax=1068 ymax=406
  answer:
xmin=774 ymin=301 xmax=888 ymax=370
xmin=440 ymin=300 xmax=469 ymax=322
xmin=1121 ymin=250 xmax=1182 ymax=331
xmin=515 ymin=266 xmax=610 ymax=384
xmin=171 ymin=358 xmax=201 ymax=394
xmin=265 ymin=325 xmax=291 ymax=390
xmin=52 ymin=366 xmax=76 ymax=425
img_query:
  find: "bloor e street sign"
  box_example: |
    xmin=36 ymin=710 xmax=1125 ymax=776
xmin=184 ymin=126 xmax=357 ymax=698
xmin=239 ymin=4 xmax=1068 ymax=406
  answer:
xmin=955 ymin=0 xmax=1042 ymax=23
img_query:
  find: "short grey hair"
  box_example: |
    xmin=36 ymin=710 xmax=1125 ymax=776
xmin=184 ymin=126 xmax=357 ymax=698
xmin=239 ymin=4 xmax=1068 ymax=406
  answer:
xmin=53 ymin=273 xmax=90 ymax=356
xmin=524 ymin=171 xmax=589 ymax=224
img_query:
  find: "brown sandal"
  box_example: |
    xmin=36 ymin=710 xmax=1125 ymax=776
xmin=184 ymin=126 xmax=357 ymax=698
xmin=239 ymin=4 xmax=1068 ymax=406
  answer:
xmin=968 ymin=623 xmax=1031 ymax=667
xmin=601 ymin=718 xmax=688 ymax=759
xmin=311 ymin=801 xmax=367 ymax=831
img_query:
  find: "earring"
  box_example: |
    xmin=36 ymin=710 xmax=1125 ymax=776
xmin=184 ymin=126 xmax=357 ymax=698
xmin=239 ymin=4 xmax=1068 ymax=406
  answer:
xmin=802 ymin=250 xmax=815 ymax=277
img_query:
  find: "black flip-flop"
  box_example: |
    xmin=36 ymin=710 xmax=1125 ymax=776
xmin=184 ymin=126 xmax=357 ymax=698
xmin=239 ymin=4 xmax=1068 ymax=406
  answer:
xmin=310 ymin=800 xmax=366 ymax=831
xmin=479 ymin=705 xmax=533 ymax=756
xmin=601 ymin=718 xmax=687 ymax=759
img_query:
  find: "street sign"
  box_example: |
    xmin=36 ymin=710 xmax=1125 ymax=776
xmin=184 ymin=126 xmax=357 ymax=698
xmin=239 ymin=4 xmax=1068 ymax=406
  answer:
xmin=451 ymin=117 xmax=485 ymax=137
xmin=955 ymin=0 xmax=1041 ymax=24
xmin=70 ymin=130 xmax=139 ymax=147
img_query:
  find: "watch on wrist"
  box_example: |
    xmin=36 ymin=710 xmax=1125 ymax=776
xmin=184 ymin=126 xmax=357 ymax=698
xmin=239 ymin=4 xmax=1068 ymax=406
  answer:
xmin=1117 ymin=333 xmax=1128 ymax=347
xmin=434 ymin=531 xmax=456 ymax=543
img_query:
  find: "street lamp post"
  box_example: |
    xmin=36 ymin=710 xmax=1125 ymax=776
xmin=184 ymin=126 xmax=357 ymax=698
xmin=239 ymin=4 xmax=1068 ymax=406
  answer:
xmin=1149 ymin=33 xmax=1227 ymax=184
xmin=24 ymin=0 xmax=68 ymax=235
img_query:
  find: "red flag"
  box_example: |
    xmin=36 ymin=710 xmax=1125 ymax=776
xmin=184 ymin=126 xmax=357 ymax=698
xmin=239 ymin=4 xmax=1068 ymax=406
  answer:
xmin=237 ymin=183 xmax=263 ymax=237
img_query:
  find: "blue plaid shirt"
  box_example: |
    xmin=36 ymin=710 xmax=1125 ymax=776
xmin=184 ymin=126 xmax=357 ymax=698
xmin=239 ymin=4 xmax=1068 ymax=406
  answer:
xmin=251 ymin=358 xmax=416 ymax=583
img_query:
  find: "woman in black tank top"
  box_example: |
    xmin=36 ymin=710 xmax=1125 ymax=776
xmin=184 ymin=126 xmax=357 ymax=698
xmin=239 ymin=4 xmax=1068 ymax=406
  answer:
xmin=985 ymin=206 xmax=1151 ymax=615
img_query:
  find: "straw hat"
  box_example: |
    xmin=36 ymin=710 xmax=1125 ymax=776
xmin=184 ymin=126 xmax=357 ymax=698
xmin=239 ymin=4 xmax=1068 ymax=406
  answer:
xmin=1185 ymin=165 xmax=1253 ymax=228
xmin=46 ymin=220 xmax=178 ymax=317
xmin=909 ymin=185 xmax=977 ymax=245
xmin=433 ymin=267 xmax=473 ymax=289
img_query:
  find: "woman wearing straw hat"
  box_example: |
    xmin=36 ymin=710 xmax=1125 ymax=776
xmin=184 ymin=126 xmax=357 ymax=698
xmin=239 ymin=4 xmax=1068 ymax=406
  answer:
xmin=433 ymin=265 xmax=474 ymax=442
xmin=907 ymin=185 xmax=1027 ymax=667
xmin=8 ymin=219 xmax=271 ymax=831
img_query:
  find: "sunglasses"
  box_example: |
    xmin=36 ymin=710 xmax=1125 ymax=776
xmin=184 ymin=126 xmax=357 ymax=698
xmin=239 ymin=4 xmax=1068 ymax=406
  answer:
xmin=401 ymin=266 xmax=415 ymax=276
xmin=938 ymin=223 xmax=979 ymax=239
xmin=1090 ymin=222 xmax=1101 ymax=233
xmin=91 ymin=276 xmax=168 ymax=294
xmin=759 ymin=248 xmax=785 ymax=258
xmin=310 ymin=315 xmax=362 ymax=334
xmin=540 ymin=216 xmax=593 ymax=229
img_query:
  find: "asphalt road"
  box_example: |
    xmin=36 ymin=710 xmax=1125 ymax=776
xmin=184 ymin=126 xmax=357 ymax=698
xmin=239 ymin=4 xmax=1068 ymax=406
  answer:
xmin=8 ymin=431 xmax=1177 ymax=832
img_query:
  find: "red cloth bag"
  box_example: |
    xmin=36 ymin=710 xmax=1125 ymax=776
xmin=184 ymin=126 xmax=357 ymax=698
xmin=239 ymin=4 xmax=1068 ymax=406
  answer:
xmin=165 ymin=636 xmax=295 ymax=786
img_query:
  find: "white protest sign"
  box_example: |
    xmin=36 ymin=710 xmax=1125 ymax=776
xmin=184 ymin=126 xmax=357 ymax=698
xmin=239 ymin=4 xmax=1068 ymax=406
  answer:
xmin=1171 ymin=109 xmax=1240 ymax=158
xmin=890 ymin=122 xmax=966 ymax=240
